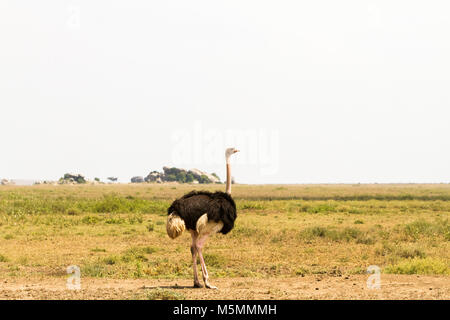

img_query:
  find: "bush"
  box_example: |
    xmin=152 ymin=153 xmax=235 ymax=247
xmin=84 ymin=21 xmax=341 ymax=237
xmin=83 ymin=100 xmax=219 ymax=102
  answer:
xmin=397 ymin=248 xmax=426 ymax=259
xmin=82 ymin=215 xmax=102 ymax=224
xmin=103 ymin=256 xmax=119 ymax=265
xmin=67 ymin=207 xmax=81 ymax=216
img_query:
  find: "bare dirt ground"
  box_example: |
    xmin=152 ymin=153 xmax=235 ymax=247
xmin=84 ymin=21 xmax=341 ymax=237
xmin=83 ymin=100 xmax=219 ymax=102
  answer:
xmin=1 ymin=275 xmax=448 ymax=300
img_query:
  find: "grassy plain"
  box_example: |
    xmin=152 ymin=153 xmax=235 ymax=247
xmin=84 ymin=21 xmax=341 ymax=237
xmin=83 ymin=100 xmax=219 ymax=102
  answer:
xmin=0 ymin=183 xmax=449 ymax=299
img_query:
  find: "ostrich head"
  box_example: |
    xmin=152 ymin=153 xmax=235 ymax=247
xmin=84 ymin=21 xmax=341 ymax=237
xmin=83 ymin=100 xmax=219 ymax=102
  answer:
xmin=225 ymin=147 xmax=239 ymax=160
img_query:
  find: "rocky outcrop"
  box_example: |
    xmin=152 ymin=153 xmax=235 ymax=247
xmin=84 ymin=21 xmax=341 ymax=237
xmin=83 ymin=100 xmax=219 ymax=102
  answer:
xmin=1 ymin=179 xmax=15 ymax=185
xmin=131 ymin=176 xmax=144 ymax=183
xmin=144 ymin=167 xmax=221 ymax=184
xmin=162 ymin=167 xmax=187 ymax=182
xmin=59 ymin=173 xmax=87 ymax=184
xmin=145 ymin=171 xmax=164 ymax=183
xmin=188 ymin=168 xmax=220 ymax=184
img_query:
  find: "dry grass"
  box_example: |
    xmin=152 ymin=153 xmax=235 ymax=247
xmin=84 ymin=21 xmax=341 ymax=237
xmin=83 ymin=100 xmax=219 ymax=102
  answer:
xmin=0 ymin=184 xmax=449 ymax=285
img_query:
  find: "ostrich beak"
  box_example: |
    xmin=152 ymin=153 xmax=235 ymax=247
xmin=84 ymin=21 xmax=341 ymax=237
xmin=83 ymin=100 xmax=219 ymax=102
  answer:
xmin=234 ymin=150 xmax=240 ymax=153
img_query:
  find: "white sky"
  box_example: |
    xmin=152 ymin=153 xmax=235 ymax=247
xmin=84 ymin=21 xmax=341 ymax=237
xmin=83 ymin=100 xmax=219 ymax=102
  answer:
xmin=1 ymin=1 xmax=449 ymax=184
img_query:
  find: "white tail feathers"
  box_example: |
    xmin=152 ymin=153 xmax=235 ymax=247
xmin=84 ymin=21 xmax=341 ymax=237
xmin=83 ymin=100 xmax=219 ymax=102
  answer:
xmin=196 ymin=213 xmax=224 ymax=235
xmin=166 ymin=213 xmax=186 ymax=239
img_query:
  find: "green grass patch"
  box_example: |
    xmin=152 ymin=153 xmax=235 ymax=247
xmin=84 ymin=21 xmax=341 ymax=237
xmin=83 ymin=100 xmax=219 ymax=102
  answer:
xmin=145 ymin=288 xmax=185 ymax=300
xmin=300 ymin=226 xmax=374 ymax=244
xmin=203 ymin=253 xmax=227 ymax=268
xmin=239 ymin=202 xmax=266 ymax=210
xmin=385 ymin=257 xmax=449 ymax=275
xmin=402 ymin=219 xmax=449 ymax=240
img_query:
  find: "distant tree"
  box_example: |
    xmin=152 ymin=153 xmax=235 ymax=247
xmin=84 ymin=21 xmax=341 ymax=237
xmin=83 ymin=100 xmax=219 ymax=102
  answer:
xmin=211 ymin=173 xmax=220 ymax=181
xmin=176 ymin=171 xmax=187 ymax=183
xmin=163 ymin=167 xmax=181 ymax=176
xmin=94 ymin=177 xmax=100 ymax=182
xmin=186 ymin=173 xmax=194 ymax=183
xmin=76 ymin=176 xmax=86 ymax=184
xmin=198 ymin=175 xmax=210 ymax=184
xmin=61 ymin=173 xmax=86 ymax=184
xmin=165 ymin=174 xmax=177 ymax=182
xmin=107 ymin=177 xmax=118 ymax=182
xmin=162 ymin=167 xmax=191 ymax=183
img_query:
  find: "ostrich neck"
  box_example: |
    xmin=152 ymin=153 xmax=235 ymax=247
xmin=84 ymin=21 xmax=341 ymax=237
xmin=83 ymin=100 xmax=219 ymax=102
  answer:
xmin=226 ymin=157 xmax=232 ymax=195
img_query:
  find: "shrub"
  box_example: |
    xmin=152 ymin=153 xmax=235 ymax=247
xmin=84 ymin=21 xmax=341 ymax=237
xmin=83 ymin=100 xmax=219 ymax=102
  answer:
xmin=81 ymin=215 xmax=102 ymax=224
xmin=103 ymin=256 xmax=119 ymax=265
xmin=397 ymin=247 xmax=426 ymax=259
xmin=67 ymin=207 xmax=81 ymax=216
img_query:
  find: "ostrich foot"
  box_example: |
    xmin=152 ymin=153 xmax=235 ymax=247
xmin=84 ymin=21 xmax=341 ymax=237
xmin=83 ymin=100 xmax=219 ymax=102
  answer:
xmin=205 ymin=282 xmax=218 ymax=290
xmin=193 ymin=281 xmax=203 ymax=288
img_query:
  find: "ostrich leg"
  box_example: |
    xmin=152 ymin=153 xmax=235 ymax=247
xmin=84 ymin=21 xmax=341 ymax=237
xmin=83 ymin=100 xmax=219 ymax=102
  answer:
xmin=196 ymin=235 xmax=217 ymax=289
xmin=190 ymin=231 xmax=202 ymax=288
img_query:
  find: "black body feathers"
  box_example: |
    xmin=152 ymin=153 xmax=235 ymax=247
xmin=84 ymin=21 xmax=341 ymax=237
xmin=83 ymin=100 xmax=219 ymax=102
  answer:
xmin=167 ymin=191 xmax=237 ymax=234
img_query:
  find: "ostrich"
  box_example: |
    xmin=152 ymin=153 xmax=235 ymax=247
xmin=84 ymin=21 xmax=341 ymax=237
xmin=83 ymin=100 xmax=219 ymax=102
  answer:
xmin=166 ymin=147 xmax=239 ymax=289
